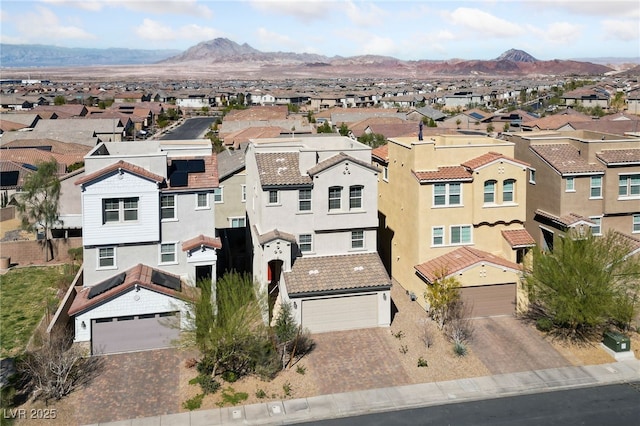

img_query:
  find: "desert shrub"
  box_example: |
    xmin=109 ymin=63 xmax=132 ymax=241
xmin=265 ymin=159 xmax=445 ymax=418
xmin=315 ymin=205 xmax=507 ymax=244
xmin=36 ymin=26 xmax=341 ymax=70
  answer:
xmin=221 ymin=370 xmax=238 ymax=383
xmin=453 ymin=342 xmax=468 ymax=357
xmin=536 ymin=317 xmax=553 ymax=332
xmin=282 ymin=382 xmax=292 ymax=397
xmin=219 ymin=387 xmax=248 ymax=406
xmin=296 ymin=364 xmax=306 ymax=375
xmin=255 ymin=388 xmax=267 ymax=399
xmin=196 ymin=355 xmax=215 ymax=376
xmin=182 ymin=394 xmax=204 ymax=410
xmin=198 ymin=375 xmax=221 ymax=394
xmin=417 ymin=357 xmax=429 ymax=367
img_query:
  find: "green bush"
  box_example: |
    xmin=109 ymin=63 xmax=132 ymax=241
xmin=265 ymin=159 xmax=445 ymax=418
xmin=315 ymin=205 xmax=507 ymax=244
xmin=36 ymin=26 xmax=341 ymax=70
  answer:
xmin=453 ymin=342 xmax=467 ymax=357
xmin=196 ymin=356 xmax=215 ymax=376
xmin=417 ymin=357 xmax=428 ymax=367
xmin=536 ymin=317 xmax=554 ymax=332
xmin=255 ymin=388 xmax=267 ymax=399
xmin=198 ymin=375 xmax=221 ymax=395
xmin=282 ymin=382 xmax=292 ymax=397
xmin=219 ymin=387 xmax=248 ymax=406
xmin=221 ymin=370 xmax=238 ymax=383
xmin=296 ymin=364 xmax=306 ymax=375
xmin=182 ymin=394 xmax=204 ymax=411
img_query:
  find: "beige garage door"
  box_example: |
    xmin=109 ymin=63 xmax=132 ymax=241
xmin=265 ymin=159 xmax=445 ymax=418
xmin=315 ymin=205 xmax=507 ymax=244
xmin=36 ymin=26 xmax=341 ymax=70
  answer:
xmin=460 ymin=283 xmax=516 ymax=317
xmin=301 ymin=294 xmax=378 ymax=333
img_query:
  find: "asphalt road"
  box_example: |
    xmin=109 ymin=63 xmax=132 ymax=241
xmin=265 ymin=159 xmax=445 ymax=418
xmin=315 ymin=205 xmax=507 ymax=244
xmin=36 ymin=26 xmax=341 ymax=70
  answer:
xmin=304 ymin=382 xmax=640 ymax=426
xmin=160 ymin=116 xmax=217 ymax=140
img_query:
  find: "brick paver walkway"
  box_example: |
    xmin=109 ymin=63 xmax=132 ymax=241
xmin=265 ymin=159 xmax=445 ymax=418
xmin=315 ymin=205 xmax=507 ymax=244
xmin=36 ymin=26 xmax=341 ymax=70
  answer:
xmin=74 ymin=349 xmax=180 ymax=425
xmin=307 ymin=328 xmax=411 ymax=395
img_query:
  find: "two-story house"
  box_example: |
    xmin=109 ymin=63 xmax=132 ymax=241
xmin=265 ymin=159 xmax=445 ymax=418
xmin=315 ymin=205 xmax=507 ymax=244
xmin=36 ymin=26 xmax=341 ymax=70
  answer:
xmin=245 ymin=136 xmax=391 ymax=333
xmin=505 ymin=130 xmax=640 ymax=249
xmin=67 ymin=140 xmax=220 ymax=354
xmin=375 ymin=135 xmax=533 ymax=317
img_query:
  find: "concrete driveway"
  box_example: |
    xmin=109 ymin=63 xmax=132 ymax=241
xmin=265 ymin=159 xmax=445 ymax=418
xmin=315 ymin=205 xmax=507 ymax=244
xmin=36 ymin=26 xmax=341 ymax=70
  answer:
xmin=469 ymin=316 xmax=570 ymax=374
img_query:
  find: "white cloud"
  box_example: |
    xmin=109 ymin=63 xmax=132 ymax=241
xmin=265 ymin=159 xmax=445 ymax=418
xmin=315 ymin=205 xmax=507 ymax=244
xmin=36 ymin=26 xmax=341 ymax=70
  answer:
xmin=526 ymin=21 xmax=583 ymax=45
xmin=249 ymin=0 xmax=329 ymax=22
xmin=255 ymin=28 xmax=296 ymax=51
xmin=444 ymin=7 xmax=524 ymax=38
xmin=361 ymin=35 xmax=397 ymax=57
xmin=41 ymin=0 xmax=213 ymax=18
xmin=602 ymin=19 xmax=640 ymax=41
xmin=13 ymin=6 xmax=96 ymax=42
xmin=135 ymin=18 xmax=221 ymax=42
xmin=530 ymin=0 xmax=640 ymax=19
xmin=344 ymin=1 xmax=385 ymax=27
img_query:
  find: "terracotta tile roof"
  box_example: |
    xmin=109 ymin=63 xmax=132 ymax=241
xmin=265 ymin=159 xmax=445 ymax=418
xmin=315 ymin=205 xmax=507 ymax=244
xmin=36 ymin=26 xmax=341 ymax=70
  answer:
xmin=68 ymin=264 xmax=194 ymax=316
xmin=254 ymin=226 xmax=297 ymax=245
xmin=502 ymin=229 xmax=536 ymax=248
xmin=255 ymin=152 xmax=312 ymax=187
xmin=413 ymin=166 xmax=473 ymax=182
xmin=222 ymin=126 xmax=283 ymax=148
xmin=0 ymin=148 xmax=77 ymax=171
xmin=283 ymin=252 xmax=391 ymax=296
xmin=75 ymin=160 xmax=165 ymax=186
xmin=366 ymin=122 xmax=418 ymax=139
xmin=371 ymin=144 xmax=388 ymax=163
xmin=0 ymin=160 xmax=33 ymax=189
xmin=168 ymin=156 xmax=219 ymax=190
xmin=181 ymin=234 xmax=222 ymax=252
xmin=414 ymin=246 xmax=521 ymax=283
xmin=461 ymin=151 xmax=529 ymax=171
xmin=596 ymin=149 xmax=640 ymax=165
xmin=0 ymin=119 xmax=27 ymax=132
xmin=307 ymin=152 xmax=379 ymax=176
xmin=0 ymin=138 xmax=92 ymax=155
xmin=534 ymin=209 xmax=595 ymax=228
xmin=530 ymin=144 xmax=605 ymax=175
xmin=349 ymin=116 xmax=405 ymax=138
xmin=612 ymin=231 xmax=640 ymax=256
xmin=524 ymin=111 xmax=592 ymax=130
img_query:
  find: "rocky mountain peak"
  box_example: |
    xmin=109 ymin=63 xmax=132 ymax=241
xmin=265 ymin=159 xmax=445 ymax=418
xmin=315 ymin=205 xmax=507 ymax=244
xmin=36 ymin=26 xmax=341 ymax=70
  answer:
xmin=496 ymin=49 xmax=538 ymax=62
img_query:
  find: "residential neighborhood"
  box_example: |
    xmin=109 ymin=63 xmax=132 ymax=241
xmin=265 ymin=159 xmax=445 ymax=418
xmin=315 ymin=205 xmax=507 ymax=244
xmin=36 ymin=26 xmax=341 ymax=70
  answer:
xmin=1 ymin=72 xmax=639 ymax=425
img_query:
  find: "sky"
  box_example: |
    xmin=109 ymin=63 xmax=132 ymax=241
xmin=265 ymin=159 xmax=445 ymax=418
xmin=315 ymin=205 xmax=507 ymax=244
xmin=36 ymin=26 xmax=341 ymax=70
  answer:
xmin=0 ymin=0 xmax=639 ymax=61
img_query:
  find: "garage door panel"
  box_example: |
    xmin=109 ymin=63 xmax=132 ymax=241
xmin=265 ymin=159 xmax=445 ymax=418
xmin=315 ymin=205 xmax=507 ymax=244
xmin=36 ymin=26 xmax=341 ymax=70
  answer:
xmin=302 ymin=294 xmax=377 ymax=334
xmin=460 ymin=284 xmax=515 ymax=318
xmin=92 ymin=313 xmax=180 ymax=355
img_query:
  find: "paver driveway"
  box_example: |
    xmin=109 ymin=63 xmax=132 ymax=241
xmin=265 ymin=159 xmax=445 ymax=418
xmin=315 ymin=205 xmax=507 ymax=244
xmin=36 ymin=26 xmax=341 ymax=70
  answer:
xmin=470 ymin=316 xmax=570 ymax=374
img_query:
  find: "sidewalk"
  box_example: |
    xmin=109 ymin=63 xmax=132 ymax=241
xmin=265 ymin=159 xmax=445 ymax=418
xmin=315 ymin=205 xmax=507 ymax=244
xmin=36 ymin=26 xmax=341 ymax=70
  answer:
xmin=88 ymin=358 xmax=640 ymax=426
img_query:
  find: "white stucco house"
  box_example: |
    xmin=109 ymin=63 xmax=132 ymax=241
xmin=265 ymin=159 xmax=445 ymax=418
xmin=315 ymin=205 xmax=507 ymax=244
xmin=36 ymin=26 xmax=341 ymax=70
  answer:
xmin=67 ymin=140 xmax=220 ymax=354
xmin=245 ymin=136 xmax=391 ymax=333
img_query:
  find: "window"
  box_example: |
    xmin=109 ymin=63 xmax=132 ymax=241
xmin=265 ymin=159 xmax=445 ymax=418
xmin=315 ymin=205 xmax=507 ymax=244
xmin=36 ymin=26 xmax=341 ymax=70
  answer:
xmin=383 ymin=166 xmax=389 ymax=182
xmin=230 ymin=217 xmax=245 ymax=228
xmin=98 ymin=247 xmax=115 ymax=268
xmin=241 ymin=184 xmax=246 ymax=202
xmin=196 ymin=193 xmax=209 ymax=209
xmin=633 ymin=214 xmax=640 ymax=233
xmin=590 ymin=216 xmax=602 ymax=236
xmin=351 ymin=230 xmax=364 ymax=249
xmin=160 ymin=243 xmax=177 ymax=264
xmin=450 ymin=225 xmax=472 ymax=244
xmin=433 ymin=183 xmax=461 ymax=207
xmin=565 ymin=177 xmax=575 ymax=192
xmin=483 ymin=180 xmax=496 ymax=203
xmin=213 ymin=187 xmax=223 ymax=203
xmin=503 ymin=179 xmax=515 ymax=202
xmin=298 ymin=189 xmax=311 ymax=211
xmin=618 ymin=174 xmax=640 ymax=198
xmin=103 ymin=198 xmax=138 ymax=223
xmin=329 ymin=186 xmax=342 ymax=210
xmin=299 ymin=234 xmax=312 ymax=252
xmin=590 ymin=176 xmax=602 ymax=198
xmin=161 ymin=195 xmax=176 ymax=220
xmin=349 ymin=185 xmax=363 ymax=209
xmin=268 ymin=190 xmax=279 ymax=205
xmin=432 ymin=226 xmax=444 ymax=246
xmin=529 ymin=169 xmax=536 ymax=184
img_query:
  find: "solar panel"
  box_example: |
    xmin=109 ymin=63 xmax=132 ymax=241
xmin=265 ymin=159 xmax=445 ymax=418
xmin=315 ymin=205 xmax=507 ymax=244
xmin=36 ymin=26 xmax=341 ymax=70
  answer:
xmin=87 ymin=272 xmax=126 ymax=299
xmin=187 ymin=159 xmax=205 ymax=173
xmin=151 ymin=270 xmax=181 ymax=291
xmin=22 ymin=163 xmax=38 ymax=171
xmin=0 ymin=171 xmax=19 ymax=187
xmin=172 ymin=160 xmax=188 ymax=171
xmin=170 ymin=171 xmax=188 ymax=187
xmin=469 ymin=112 xmax=484 ymax=120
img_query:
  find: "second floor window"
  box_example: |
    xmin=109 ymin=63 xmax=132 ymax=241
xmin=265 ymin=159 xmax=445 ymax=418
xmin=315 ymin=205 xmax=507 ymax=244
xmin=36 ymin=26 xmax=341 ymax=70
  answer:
xmin=633 ymin=214 xmax=640 ymax=233
xmin=298 ymin=189 xmax=311 ymax=211
xmin=590 ymin=176 xmax=602 ymax=198
xmin=268 ymin=190 xmax=279 ymax=204
xmin=619 ymin=175 xmax=640 ymax=198
xmin=241 ymin=184 xmax=246 ymax=202
xmin=103 ymin=197 xmax=138 ymax=223
xmin=160 ymin=243 xmax=177 ymax=264
xmin=450 ymin=225 xmax=472 ymax=245
xmin=483 ymin=180 xmax=496 ymax=203
xmin=351 ymin=230 xmax=364 ymax=249
xmin=299 ymin=234 xmax=312 ymax=252
xmin=161 ymin=195 xmax=176 ymax=220
xmin=503 ymin=179 xmax=515 ymax=202
xmin=433 ymin=183 xmax=461 ymax=207
xmin=432 ymin=226 xmax=444 ymax=246
xmin=230 ymin=217 xmax=245 ymax=228
xmin=98 ymin=247 xmax=116 ymax=268
xmin=590 ymin=216 xmax=602 ymax=236
xmin=213 ymin=187 xmax=223 ymax=203
xmin=349 ymin=185 xmax=363 ymax=209
xmin=196 ymin=193 xmax=209 ymax=209
xmin=329 ymin=186 xmax=342 ymax=210
xmin=565 ymin=177 xmax=575 ymax=192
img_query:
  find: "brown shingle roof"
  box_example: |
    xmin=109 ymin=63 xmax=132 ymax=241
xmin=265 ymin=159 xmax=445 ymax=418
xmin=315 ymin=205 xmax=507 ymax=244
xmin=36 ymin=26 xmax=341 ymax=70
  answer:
xmin=501 ymin=229 xmax=536 ymax=248
xmin=75 ymin=160 xmax=165 ymax=186
xmin=414 ymin=246 xmax=521 ymax=283
xmin=596 ymin=149 xmax=640 ymax=166
xmin=462 ymin=151 xmax=529 ymax=171
xmin=534 ymin=209 xmax=595 ymax=228
xmin=530 ymin=144 xmax=605 ymax=175
xmin=283 ymin=252 xmax=390 ymax=296
xmin=68 ymin=264 xmax=194 ymax=316
xmin=181 ymin=234 xmax=222 ymax=252
xmin=413 ymin=166 xmax=473 ymax=182
xmin=307 ymin=152 xmax=379 ymax=176
xmin=255 ymin=152 xmax=312 ymax=187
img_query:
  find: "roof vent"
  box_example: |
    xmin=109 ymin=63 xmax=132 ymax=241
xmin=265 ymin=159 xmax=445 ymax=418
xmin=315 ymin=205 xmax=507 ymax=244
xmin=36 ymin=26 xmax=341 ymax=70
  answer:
xmin=353 ymin=266 xmax=364 ymax=272
xmin=308 ymin=269 xmax=319 ymax=275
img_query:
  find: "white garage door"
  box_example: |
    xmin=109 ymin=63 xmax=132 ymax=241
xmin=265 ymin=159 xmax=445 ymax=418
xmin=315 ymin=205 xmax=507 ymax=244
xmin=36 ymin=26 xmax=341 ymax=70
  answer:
xmin=460 ymin=283 xmax=516 ymax=318
xmin=301 ymin=294 xmax=378 ymax=334
xmin=91 ymin=312 xmax=180 ymax=355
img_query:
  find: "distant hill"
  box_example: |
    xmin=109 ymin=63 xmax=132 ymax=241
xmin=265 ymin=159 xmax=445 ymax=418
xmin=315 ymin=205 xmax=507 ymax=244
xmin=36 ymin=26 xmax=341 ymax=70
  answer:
xmin=0 ymin=39 xmax=621 ymax=78
xmin=0 ymin=44 xmax=180 ymax=67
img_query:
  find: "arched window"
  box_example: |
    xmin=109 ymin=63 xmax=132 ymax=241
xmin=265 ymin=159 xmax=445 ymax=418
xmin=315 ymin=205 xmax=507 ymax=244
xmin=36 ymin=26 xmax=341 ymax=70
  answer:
xmin=503 ymin=179 xmax=515 ymax=202
xmin=483 ymin=180 xmax=496 ymax=203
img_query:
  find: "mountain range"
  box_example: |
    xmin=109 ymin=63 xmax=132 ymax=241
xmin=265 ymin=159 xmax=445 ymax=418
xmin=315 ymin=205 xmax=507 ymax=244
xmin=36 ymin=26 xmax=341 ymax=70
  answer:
xmin=1 ymin=38 xmax=636 ymax=79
